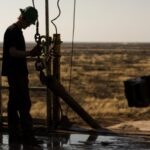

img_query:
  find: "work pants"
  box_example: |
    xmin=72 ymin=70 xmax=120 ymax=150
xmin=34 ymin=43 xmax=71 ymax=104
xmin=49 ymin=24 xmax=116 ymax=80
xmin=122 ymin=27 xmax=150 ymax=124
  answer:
xmin=7 ymin=75 xmax=33 ymax=138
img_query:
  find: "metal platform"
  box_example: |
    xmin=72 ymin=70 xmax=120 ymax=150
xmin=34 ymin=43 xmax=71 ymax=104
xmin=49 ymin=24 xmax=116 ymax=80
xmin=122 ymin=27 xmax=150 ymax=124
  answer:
xmin=1 ymin=128 xmax=150 ymax=150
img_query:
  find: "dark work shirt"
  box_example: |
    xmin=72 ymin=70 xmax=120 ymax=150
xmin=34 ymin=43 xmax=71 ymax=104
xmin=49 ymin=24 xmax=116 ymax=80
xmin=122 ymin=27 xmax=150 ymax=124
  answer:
xmin=2 ymin=23 xmax=28 ymax=76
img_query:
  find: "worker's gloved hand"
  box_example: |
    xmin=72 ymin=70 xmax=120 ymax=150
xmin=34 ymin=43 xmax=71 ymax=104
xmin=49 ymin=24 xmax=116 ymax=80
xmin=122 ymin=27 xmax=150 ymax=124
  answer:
xmin=30 ymin=44 xmax=42 ymax=57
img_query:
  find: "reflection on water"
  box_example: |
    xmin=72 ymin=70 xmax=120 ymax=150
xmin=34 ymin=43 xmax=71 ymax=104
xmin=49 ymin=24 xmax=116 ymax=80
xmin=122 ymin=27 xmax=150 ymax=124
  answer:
xmin=0 ymin=133 xmax=150 ymax=150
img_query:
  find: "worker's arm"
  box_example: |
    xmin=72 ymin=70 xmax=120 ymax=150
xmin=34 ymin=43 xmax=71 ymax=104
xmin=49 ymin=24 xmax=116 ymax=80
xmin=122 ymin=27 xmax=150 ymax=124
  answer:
xmin=9 ymin=45 xmax=41 ymax=58
xmin=9 ymin=47 xmax=30 ymax=58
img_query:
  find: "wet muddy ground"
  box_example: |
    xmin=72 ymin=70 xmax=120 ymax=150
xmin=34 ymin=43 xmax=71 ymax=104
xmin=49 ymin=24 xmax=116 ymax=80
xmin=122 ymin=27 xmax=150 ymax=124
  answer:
xmin=1 ymin=131 xmax=150 ymax=150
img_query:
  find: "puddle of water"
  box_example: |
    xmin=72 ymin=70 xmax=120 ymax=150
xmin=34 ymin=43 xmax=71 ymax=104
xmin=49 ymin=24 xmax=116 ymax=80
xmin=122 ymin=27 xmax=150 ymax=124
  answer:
xmin=0 ymin=133 xmax=150 ymax=150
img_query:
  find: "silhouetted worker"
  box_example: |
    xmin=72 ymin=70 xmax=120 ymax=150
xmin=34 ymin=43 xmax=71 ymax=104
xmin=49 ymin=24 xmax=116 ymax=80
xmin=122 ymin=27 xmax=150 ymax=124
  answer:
xmin=1 ymin=6 xmax=42 ymax=145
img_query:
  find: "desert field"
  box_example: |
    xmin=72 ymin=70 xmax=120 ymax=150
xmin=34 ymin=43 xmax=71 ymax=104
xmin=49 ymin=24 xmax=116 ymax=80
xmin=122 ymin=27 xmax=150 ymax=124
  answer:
xmin=1 ymin=42 xmax=150 ymax=128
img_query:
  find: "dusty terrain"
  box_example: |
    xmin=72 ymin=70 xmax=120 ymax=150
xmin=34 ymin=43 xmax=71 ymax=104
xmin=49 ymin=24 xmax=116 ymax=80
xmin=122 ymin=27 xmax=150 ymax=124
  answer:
xmin=1 ymin=42 xmax=150 ymax=132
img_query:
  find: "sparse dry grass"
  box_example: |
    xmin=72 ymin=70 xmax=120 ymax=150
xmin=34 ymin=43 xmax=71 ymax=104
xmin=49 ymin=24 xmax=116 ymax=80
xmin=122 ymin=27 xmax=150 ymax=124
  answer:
xmin=1 ymin=43 xmax=150 ymax=127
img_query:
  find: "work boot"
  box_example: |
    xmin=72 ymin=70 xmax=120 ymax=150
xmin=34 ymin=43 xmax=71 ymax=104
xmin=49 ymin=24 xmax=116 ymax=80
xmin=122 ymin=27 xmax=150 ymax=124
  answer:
xmin=9 ymin=134 xmax=22 ymax=144
xmin=22 ymin=135 xmax=43 ymax=146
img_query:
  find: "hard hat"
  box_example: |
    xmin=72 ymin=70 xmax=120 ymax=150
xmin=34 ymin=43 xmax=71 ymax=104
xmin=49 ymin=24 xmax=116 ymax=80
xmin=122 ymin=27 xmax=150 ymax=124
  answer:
xmin=20 ymin=6 xmax=38 ymax=25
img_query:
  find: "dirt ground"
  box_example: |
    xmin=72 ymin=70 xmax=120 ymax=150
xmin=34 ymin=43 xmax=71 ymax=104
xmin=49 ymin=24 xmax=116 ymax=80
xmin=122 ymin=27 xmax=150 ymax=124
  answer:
xmin=108 ymin=120 xmax=150 ymax=134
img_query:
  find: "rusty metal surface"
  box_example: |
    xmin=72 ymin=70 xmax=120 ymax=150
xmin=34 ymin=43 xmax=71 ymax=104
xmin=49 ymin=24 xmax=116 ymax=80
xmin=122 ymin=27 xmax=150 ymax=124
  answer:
xmin=0 ymin=132 xmax=150 ymax=150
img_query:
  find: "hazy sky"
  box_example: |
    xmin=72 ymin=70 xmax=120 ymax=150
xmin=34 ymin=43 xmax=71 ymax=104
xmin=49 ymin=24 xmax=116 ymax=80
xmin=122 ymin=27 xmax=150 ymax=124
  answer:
xmin=0 ymin=0 xmax=150 ymax=42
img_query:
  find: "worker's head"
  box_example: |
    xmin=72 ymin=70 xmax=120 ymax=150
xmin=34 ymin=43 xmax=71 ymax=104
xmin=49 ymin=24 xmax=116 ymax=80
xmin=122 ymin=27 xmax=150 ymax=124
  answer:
xmin=20 ymin=6 xmax=38 ymax=25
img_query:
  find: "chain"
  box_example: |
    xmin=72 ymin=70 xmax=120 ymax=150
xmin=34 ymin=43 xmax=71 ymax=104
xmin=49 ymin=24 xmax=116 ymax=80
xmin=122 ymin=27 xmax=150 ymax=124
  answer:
xmin=34 ymin=20 xmax=41 ymax=45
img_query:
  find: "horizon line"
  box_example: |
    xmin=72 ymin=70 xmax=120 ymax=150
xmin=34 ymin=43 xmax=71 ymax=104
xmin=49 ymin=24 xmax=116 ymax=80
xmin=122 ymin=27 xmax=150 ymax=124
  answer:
xmin=0 ymin=41 xmax=150 ymax=44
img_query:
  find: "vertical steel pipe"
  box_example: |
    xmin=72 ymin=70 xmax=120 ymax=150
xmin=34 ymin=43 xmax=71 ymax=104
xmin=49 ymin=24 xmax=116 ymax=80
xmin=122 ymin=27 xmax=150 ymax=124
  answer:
xmin=45 ymin=0 xmax=53 ymax=128
xmin=52 ymin=34 xmax=61 ymax=127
